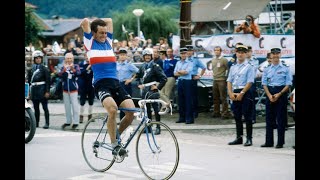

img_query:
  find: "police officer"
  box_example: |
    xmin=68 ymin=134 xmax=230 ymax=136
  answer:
xmin=135 ymin=48 xmax=167 ymax=135
xmin=27 ymin=50 xmax=51 ymax=129
xmin=117 ymin=48 xmax=139 ymax=120
xmin=78 ymin=52 xmax=95 ymax=123
xmin=186 ymin=45 xmax=206 ymax=118
xmin=247 ymin=45 xmax=260 ymax=124
xmin=227 ymin=45 xmax=255 ymax=146
xmin=174 ymin=47 xmax=194 ymax=124
xmin=261 ymin=48 xmax=292 ymax=149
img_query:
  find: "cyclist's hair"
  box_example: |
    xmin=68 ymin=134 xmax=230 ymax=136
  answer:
xmin=90 ymin=19 xmax=107 ymax=33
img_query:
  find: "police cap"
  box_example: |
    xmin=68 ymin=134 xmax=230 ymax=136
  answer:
xmin=235 ymin=45 xmax=248 ymax=52
xmin=186 ymin=45 xmax=194 ymax=51
xmin=247 ymin=46 xmax=252 ymax=50
xmin=270 ymin=48 xmax=281 ymax=54
xmin=180 ymin=47 xmax=188 ymax=53
xmin=159 ymin=49 xmax=167 ymax=55
xmin=119 ymin=48 xmax=127 ymax=54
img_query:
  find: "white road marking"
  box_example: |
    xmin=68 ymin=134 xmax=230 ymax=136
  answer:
xmin=68 ymin=163 xmax=203 ymax=179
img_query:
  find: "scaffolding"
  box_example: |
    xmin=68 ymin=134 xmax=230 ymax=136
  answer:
xmin=267 ymin=0 xmax=295 ymax=34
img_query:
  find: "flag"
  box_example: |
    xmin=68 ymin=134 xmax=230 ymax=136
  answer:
xmin=122 ymin=24 xmax=127 ymax=33
xmin=52 ymin=41 xmax=61 ymax=54
xmin=139 ymin=30 xmax=145 ymax=40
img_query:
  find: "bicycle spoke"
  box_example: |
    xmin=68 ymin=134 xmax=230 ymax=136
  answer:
xmin=136 ymin=122 xmax=179 ymax=180
xmin=81 ymin=117 xmax=115 ymax=172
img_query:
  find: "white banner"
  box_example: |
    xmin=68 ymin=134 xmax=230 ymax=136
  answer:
xmin=172 ymin=34 xmax=295 ymax=58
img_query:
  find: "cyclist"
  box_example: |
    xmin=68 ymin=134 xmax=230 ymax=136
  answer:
xmin=80 ymin=18 xmax=135 ymax=155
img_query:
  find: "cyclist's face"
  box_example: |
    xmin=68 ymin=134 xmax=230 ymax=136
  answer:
xmin=94 ymin=25 xmax=107 ymax=43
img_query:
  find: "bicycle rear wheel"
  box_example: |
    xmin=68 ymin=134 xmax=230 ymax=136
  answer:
xmin=136 ymin=121 xmax=180 ymax=180
xmin=81 ymin=116 xmax=115 ymax=172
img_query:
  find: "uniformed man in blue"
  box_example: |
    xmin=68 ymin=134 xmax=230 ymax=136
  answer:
xmin=227 ymin=45 xmax=255 ymax=146
xmin=174 ymin=47 xmax=194 ymax=124
xmin=186 ymin=45 xmax=206 ymax=119
xmin=135 ymin=48 xmax=167 ymax=135
xmin=247 ymin=45 xmax=260 ymax=124
xmin=117 ymin=48 xmax=139 ymax=120
xmin=260 ymin=48 xmax=292 ymax=149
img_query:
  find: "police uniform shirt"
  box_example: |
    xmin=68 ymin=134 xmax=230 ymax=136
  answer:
xmin=188 ymin=56 xmax=206 ymax=75
xmin=116 ymin=61 xmax=139 ymax=82
xmin=248 ymin=56 xmax=259 ymax=77
xmin=174 ymin=59 xmax=193 ymax=80
xmin=227 ymin=61 xmax=255 ymax=89
xmin=261 ymin=63 xmax=292 ymax=86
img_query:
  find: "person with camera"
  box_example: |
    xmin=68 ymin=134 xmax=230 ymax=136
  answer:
xmin=135 ymin=48 xmax=167 ymax=135
xmin=235 ymin=15 xmax=261 ymax=38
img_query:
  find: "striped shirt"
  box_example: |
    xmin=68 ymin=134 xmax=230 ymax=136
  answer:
xmin=83 ymin=32 xmax=117 ymax=85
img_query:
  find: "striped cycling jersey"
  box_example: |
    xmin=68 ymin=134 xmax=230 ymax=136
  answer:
xmin=83 ymin=32 xmax=117 ymax=85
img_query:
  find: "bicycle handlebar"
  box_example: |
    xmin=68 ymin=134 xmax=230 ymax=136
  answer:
xmin=138 ymin=99 xmax=172 ymax=115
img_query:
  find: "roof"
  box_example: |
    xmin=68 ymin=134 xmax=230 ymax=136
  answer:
xmin=191 ymin=0 xmax=271 ymax=22
xmin=31 ymin=12 xmax=54 ymax=32
xmin=41 ymin=19 xmax=83 ymax=36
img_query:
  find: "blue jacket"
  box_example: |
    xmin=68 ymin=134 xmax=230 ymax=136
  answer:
xmin=58 ymin=64 xmax=81 ymax=93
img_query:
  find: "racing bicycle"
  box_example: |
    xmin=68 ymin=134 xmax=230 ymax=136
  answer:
xmin=81 ymin=86 xmax=180 ymax=180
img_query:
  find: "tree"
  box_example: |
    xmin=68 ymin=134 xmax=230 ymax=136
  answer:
xmin=25 ymin=6 xmax=43 ymax=48
xmin=111 ymin=1 xmax=179 ymax=44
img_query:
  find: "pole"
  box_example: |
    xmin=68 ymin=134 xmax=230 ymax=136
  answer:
xmin=137 ymin=16 xmax=140 ymax=38
xmin=179 ymin=0 xmax=192 ymax=48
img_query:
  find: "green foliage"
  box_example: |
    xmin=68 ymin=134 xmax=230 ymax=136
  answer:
xmin=25 ymin=7 xmax=43 ymax=47
xmin=112 ymin=1 xmax=179 ymax=44
xmin=26 ymin=0 xmax=179 ymax=19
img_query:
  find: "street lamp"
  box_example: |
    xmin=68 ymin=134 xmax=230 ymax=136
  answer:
xmin=132 ymin=9 xmax=144 ymax=38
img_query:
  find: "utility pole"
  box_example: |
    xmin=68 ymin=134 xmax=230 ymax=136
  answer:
xmin=179 ymin=0 xmax=192 ymax=48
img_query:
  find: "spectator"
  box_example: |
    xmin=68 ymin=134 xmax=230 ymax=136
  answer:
xmin=64 ymin=42 xmax=78 ymax=56
xmin=235 ymin=15 xmax=261 ymax=38
xmin=152 ymin=48 xmax=163 ymax=68
xmin=78 ymin=52 xmax=95 ymax=123
xmin=191 ymin=22 xmax=213 ymax=35
xmin=247 ymin=45 xmax=260 ymax=124
xmin=59 ymin=53 xmax=81 ymax=129
xmin=211 ymin=46 xmax=233 ymax=119
xmin=160 ymin=48 xmax=178 ymax=111
xmin=116 ymin=48 xmax=139 ymax=120
xmin=174 ymin=47 xmax=194 ymax=124
xmin=285 ymin=22 xmax=295 ymax=35
xmin=186 ymin=45 xmax=206 ymax=119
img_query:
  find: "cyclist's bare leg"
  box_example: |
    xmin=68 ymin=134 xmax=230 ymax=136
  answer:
xmin=118 ymin=99 xmax=135 ymax=134
xmin=102 ymin=97 xmax=118 ymax=144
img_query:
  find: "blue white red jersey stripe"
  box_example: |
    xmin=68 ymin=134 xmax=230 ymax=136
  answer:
xmin=83 ymin=32 xmax=117 ymax=84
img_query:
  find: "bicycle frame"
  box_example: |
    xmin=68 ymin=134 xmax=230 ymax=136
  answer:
xmin=94 ymin=100 xmax=163 ymax=153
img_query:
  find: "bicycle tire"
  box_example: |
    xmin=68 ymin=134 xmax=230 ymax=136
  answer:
xmin=81 ymin=117 xmax=115 ymax=172
xmin=25 ymin=108 xmax=36 ymax=143
xmin=136 ymin=121 xmax=180 ymax=180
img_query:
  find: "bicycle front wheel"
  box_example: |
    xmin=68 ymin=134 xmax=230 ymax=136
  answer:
xmin=136 ymin=121 xmax=180 ymax=180
xmin=81 ymin=117 xmax=115 ymax=172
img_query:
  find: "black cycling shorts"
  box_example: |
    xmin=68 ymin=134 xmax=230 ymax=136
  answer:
xmin=94 ymin=78 xmax=132 ymax=106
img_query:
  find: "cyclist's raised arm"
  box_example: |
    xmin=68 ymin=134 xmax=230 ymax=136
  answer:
xmin=102 ymin=18 xmax=113 ymax=34
xmin=80 ymin=18 xmax=91 ymax=33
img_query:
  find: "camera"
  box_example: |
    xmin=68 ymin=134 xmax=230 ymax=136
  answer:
xmin=245 ymin=18 xmax=251 ymax=26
